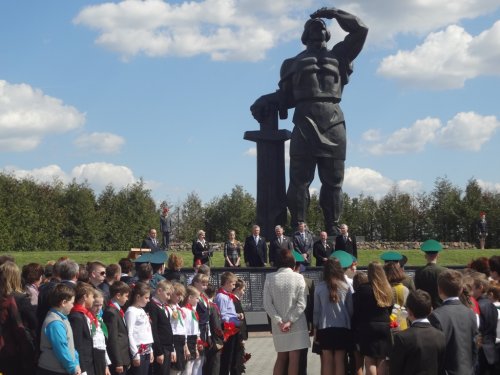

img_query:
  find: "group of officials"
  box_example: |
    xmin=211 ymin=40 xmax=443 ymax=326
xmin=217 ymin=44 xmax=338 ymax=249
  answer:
xmin=242 ymin=222 xmax=357 ymax=268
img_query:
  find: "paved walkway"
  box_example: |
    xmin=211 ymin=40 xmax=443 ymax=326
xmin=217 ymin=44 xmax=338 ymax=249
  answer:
xmin=244 ymin=332 xmax=320 ymax=374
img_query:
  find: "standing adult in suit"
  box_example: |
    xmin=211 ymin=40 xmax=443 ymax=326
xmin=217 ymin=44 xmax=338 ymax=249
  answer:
xmin=429 ymin=269 xmax=478 ymax=375
xmin=414 ymin=239 xmax=447 ymax=309
xmin=334 ymin=224 xmax=357 ymax=259
xmin=141 ymin=228 xmax=163 ymax=253
xmin=390 ymin=290 xmax=446 ymax=375
xmin=244 ymin=225 xmax=268 ymax=267
xmin=313 ymin=231 xmax=334 ymax=266
xmin=477 ymin=211 xmax=488 ymax=250
xmin=192 ymin=229 xmax=212 ymax=267
xmin=269 ymin=225 xmax=294 ymax=267
xmin=160 ymin=206 xmax=173 ymax=249
xmin=293 ymin=222 xmax=314 ymax=266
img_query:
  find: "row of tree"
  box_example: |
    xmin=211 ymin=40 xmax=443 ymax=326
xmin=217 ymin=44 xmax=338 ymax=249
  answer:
xmin=1 ymin=173 xmax=498 ymax=252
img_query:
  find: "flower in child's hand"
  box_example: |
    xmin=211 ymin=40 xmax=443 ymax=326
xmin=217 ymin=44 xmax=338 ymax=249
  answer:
xmin=243 ymin=352 xmax=252 ymax=363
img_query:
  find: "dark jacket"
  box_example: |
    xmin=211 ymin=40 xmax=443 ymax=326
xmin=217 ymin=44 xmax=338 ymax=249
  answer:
xmin=243 ymin=235 xmax=268 ymax=267
xmin=293 ymin=231 xmax=314 ymax=264
xmin=268 ymin=235 xmax=294 ymax=266
xmin=192 ymin=240 xmax=211 ymax=266
xmin=68 ymin=310 xmax=95 ymax=375
xmin=429 ymin=299 xmax=478 ymax=375
xmin=390 ymin=321 xmax=446 ymax=375
xmin=334 ymin=234 xmax=357 ymax=259
xmin=145 ymin=300 xmax=174 ymax=355
xmin=312 ymin=239 xmax=334 ymax=266
xmin=102 ymin=305 xmax=131 ymax=368
xmin=414 ymin=263 xmax=447 ymax=308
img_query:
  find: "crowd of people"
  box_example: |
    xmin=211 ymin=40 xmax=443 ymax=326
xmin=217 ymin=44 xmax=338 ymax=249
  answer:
xmin=0 ymin=254 xmax=249 ymax=375
xmin=1 ymin=225 xmax=499 ymax=375
xmin=261 ymin=241 xmax=500 ymax=375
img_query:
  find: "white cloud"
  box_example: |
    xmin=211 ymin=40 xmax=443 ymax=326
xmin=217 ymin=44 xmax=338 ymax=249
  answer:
xmin=477 ymin=179 xmax=500 ymax=193
xmin=377 ymin=21 xmax=500 ymax=89
xmin=343 ymin=166 xmax=422 ymax=198
xmin=364 ymin=112 xmax=499 ymax=155
xmin=74 ymin=0 xmax=304 ymax=61
xmin=436 ymin=112 xmax=500 ymax=151
xmin=4 ymin=162 xmax=140 ymax=192
xmin=342 ymin=0 xmax=500 ymax=44
xmin=74 ymin=132 xmax=125 ymax=153
xmin=366 ymin=117 xmax=441 ymax=155
xmin=0 ymin=80 xmax=85 ymax=151
xmin=362 ymin=129 xmax=381 ymax=142
xmin=244 ymin=147 xmax=256 ymax=157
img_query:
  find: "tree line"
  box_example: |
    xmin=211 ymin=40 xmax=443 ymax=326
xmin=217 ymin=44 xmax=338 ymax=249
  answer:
xmin=1 ymin=173 xmax=498 ymax=252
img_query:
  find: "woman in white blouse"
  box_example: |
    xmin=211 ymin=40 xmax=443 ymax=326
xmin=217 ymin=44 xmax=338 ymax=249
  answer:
xmin=263 ymin=249 xmax=310 ymax=375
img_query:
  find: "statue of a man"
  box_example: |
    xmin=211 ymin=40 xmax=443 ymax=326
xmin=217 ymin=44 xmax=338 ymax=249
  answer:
xmin=251 ymin=7 xmax=368 ymax=235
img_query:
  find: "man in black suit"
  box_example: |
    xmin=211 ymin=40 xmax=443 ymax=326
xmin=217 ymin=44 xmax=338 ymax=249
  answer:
xmin=390 ymin=290 xmax=446 ymax=375
xmin=243 ymin=225 xmax=267 ymax=267
xmin=313 ymin=231 xmax=334 ymax=266
xmin=141 ymin=228 xmax=163 ymax=253
xmin=293 ymin=221 xmax=314 ymax=265
xmin=268 ymin=225 xmax=294 ymax=267
xmin=334 ymin=223 xmax=357 ymax=258
xmin=429 ymin=269 xmax=478 ymax=375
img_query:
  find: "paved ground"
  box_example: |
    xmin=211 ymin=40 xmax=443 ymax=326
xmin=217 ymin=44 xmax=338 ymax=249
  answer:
xmin=244 ymin=332 xmax=320 ymax=374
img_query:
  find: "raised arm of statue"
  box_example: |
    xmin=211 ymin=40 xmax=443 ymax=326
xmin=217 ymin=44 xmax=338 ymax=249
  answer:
xmin=310 ymin=7 xmax=368 ymax=62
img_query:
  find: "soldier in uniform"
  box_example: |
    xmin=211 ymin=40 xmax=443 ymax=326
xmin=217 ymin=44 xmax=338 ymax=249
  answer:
xmin=477 ymin=211 xmax=488 ymax=250
xmin=414 ymin=240 xmax=448 ymax=308
xmin=251 ymin=7 xmax=368 ymax=236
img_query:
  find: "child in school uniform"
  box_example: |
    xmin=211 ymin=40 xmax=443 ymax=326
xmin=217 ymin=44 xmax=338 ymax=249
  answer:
xmin=102 ymin=281 xmax=131 ymax=375
xmin=192 ymin=273 xmax=210 ymax=375
xmin=69 ymin=282 xmax=97 ymax=375
xmin=37 ymin=284 xmax=81 ymax=375
xmin=145 ymin=280 xmax=175 ymax=375
xmin=232 ymin=279 xmax=248 ymax=375
xmin=214 ymin=272 xmax=241 ymax=375
xmin=182 ymin=286 xmax=202 ymax=375
xmin=90 ymin=289 xmax=111 ymax=375
xmin=125 ymin=282 xmax=154 ymax=375
xmin=203 ymin=285 xmax=224 ymax=375
xmin=168 ymin=282 xmax=188 ymax=375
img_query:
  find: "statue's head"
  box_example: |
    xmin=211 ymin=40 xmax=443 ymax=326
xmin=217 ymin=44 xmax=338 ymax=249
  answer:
xmin=301 ymin=18 xmax=331 ymax=46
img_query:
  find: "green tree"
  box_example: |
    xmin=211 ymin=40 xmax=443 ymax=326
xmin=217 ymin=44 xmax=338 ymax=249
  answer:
xmin=429 ymin=177 xmax=462 ymax=241
xmin=177 ymin=192 xmax=205 ymax=242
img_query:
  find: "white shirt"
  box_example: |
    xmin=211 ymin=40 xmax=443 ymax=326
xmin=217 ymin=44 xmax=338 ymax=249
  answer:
xmin=125 ymin=306 xmax=154 ymax=360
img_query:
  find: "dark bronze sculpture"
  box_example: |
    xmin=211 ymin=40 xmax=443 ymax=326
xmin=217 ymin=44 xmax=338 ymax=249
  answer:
xmin=250 ymin=7 xmax=368 ymax=236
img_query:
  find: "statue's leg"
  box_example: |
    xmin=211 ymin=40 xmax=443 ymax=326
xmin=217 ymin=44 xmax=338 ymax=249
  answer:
xmin=317 ymin=158 xmax=344 ymax=236
xmin=287 ymin=155 xmax=316 ymax=229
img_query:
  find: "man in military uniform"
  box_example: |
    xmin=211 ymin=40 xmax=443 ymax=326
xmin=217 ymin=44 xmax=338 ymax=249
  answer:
xmin=251 ymin=7 xmax=368 ymax=236
xmin=414 ymin=240 xmax=448 ymax=308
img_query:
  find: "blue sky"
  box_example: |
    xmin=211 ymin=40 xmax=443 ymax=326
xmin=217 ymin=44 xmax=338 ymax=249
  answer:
xmin=1 ymin=0 xmax=500 ymax=207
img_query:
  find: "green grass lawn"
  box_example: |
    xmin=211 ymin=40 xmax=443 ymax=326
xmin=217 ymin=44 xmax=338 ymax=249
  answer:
xmin=2 ymin=249 xmax=499 ymax=268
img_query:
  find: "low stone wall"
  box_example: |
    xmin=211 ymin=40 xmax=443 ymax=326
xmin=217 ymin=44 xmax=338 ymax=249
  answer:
xmin=167 ymin=241 xmax=475 ymax=251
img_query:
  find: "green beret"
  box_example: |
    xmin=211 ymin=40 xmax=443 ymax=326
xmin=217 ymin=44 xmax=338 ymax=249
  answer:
xmin=133 ymin=252 xmax=153 ymax=263
xmin=149 ymin=251 xmax=167 ymax=265
xmin=380 ymin=251 xmax=403 ymax=262
xmin=330 ymin=250 xmax=354 ymax=269
xmin=420 ymin=239 xmax=443 ymax=253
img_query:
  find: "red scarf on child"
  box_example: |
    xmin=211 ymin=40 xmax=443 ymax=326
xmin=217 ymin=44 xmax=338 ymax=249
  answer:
xmin=184 ymin=303 xmax=199 ymax=321
xmin=107 ymin=301 xmax=125 ymax=318
xmin=217 ymin=288 xmax=237 ymax=301
xmin=71 ymin=303 xmax=98 ymax=329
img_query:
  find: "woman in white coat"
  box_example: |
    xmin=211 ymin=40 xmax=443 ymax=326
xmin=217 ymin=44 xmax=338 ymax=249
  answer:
xmin=263 ymin=249 xmax=311 ymax=375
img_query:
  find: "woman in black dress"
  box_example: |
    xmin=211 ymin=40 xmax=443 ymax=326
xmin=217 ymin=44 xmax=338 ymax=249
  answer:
xmin=224 ymin=230 xmax=241 ymax=268
xmin=352 ymin=262 xmax=393 ymax=375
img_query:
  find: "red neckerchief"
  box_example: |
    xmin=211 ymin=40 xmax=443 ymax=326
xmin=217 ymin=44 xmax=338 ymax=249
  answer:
xmin=217 ymin=287 xmax=237 ymax=301
xmin=107 ymin=301 xmax=125 ymax=318
xmin=72 ymin=303 xmax=98 ymax=328
xmin=199 ymin=293 xmax=209 ymax=307
xmin=152 ymin=297 xmax=170 ymax=318
xmin=184 ymin=303 xmax=199 ymax=321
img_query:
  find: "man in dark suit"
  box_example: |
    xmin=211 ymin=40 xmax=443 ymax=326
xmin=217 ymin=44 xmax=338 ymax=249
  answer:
xmin=429 ymin=269 xmax=478 ymax=375
xmin=390 ymin=290 xmax=446 ymax=375
xmin=313 ymin=231 xmax=334 ymax=266
xmin=414 ymin=239 xmax=447 ymax=308
xmin=334 ymin=223 xmax=357 ymax=258
xmin=292 ymin=221 xmax=314 ymax=265
xmin=268 ymin=225 xmax=294 ymax=267
xmin=160 ymin=206 xmax=173 ymax=249
xmin=244 ymin=225 xmax=268 ymax=267
xmin=141 ymin=228 xmax=163 ymax=253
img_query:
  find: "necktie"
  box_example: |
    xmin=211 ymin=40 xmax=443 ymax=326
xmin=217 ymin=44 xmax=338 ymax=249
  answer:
xmin=278 ymin=237 xmax=282 ymax=245
xmin=255 ymin=236 xmax=258 ymax=245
